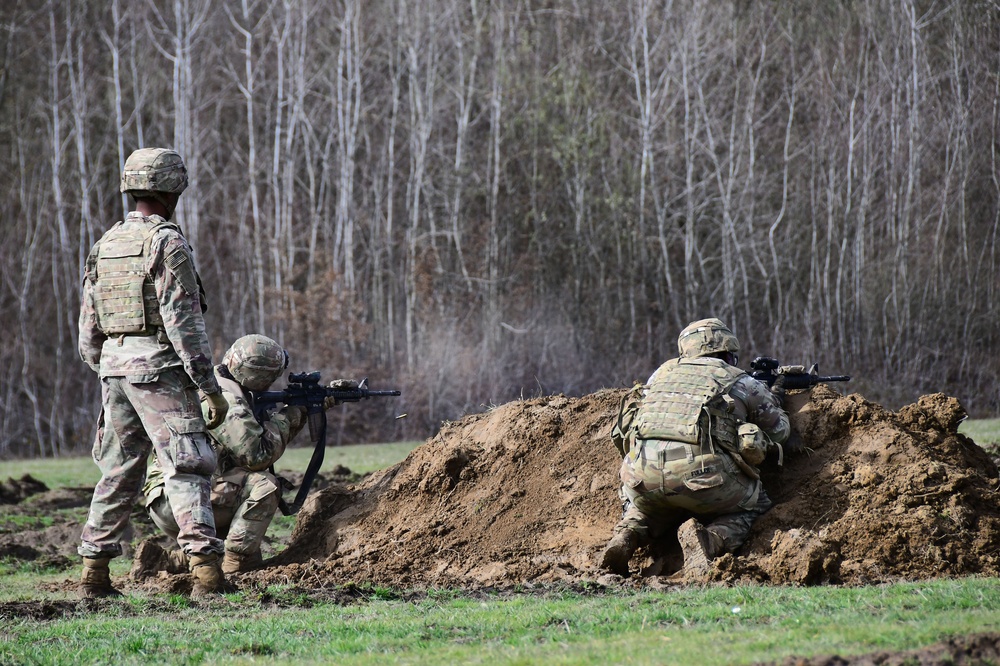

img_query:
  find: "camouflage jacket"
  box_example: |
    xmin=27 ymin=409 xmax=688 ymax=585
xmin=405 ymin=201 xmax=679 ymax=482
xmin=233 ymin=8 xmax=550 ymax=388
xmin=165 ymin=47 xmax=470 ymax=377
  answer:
xmin=144 ymin=366 xmax=306 ymax=493
xmin=78 ymin=212 xmax=219 ymax=395
xmin=207 ymin=367 xmax=306 ymax=474
xmin=644 ymin=358 xmax=791 ymax=446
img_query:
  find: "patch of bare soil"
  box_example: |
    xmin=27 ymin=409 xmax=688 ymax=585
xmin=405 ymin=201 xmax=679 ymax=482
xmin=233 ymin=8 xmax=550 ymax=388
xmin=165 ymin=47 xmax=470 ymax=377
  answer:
xmin=0 ymin=483 xmax=97 ymax=567
xmin=760 ymin=632 xmax=1000 ymax=665
xmin=237 ymin=386 xmax=1000 ymax=591
xmin=0 ymin=474 xmax=47 ymax=504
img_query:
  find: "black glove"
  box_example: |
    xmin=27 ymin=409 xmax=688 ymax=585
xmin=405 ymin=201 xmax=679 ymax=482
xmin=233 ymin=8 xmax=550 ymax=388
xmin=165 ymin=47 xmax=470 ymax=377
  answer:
xmin=783 ymin=431 xmax=805 ymax=454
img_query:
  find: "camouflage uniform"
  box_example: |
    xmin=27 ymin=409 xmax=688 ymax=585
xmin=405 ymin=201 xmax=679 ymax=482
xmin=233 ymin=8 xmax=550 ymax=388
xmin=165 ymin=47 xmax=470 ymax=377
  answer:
xmin=145 ymin=362 xmax=306 ymax=564
xmin=601 ymin=318 xmax=790 ymax=576
xmin=617 ymin=357 xmax=790 ymax=550
xmin=79 ymin=183 xmax=223 ymax=561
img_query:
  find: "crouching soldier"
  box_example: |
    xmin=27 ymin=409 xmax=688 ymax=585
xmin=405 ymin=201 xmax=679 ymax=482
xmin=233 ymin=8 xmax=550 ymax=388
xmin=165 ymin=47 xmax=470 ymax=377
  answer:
xmin=599 ymin=318 xmax=791 ymax=578
xmin=140 ymin=334 xmax=309 ymax=575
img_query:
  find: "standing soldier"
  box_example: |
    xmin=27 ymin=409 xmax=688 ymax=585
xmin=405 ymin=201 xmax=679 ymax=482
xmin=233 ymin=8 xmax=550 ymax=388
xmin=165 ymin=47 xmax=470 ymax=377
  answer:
xmin=78 ymin=148 xmax=229 ymax=597
xmin=599 ymin=318 xmax=791 ymax=578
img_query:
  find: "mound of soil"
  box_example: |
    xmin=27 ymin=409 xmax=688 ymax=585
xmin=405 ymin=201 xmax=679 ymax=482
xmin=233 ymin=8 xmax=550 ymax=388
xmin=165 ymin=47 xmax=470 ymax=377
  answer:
xmin=735 ymin=387 xmax=1000 ymax=585
xmin=242 ymin=386 xmax=1000 ymax=590
xmin=0 ymin=486 xmax=95 ymax=565
xmin=0 ymin=474 xmax=48 ymax=504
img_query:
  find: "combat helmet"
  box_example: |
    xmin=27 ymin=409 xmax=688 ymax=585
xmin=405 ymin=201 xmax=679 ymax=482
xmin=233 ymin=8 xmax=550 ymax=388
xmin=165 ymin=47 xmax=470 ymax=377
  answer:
xmin=222 ymin=334 xmax=289 ymax=391
xmin=120 ymin=148 xmax=188 ymax=217
xmin=677 ymin=318 xmax=740 ymax=359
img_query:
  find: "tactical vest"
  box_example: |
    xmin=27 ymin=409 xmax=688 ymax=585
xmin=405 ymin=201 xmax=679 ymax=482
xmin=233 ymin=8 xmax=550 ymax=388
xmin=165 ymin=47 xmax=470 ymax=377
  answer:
xmin=89 ymin=217 xmax=175 ymax=335
xmin=633 ymin=357 xmax=745 ymax=453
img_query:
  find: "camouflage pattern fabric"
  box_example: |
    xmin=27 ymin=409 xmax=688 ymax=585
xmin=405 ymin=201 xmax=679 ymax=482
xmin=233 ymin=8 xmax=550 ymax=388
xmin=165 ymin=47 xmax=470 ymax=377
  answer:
xmin=613 ymin=360 xmax=789 ymax=553
xmin=145 ymin=366 xmax=306 ymax=557
xmin=148 ymin=467 xmax=280 ymax=557
xmin=79 ymin=367 xmax=222 ymax=558
xmin=79 ymin=212 xmax=219 ymax=395
xmin=78 ymin=210 xmax=222 ymax=560
xmin=633 ymin=357 xmax=744 ymax=445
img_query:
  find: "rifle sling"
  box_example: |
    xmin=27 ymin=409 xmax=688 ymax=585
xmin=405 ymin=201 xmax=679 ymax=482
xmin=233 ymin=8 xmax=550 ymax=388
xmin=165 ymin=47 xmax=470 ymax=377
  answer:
xmin=279 ymin=408 xmax=327 ymax=516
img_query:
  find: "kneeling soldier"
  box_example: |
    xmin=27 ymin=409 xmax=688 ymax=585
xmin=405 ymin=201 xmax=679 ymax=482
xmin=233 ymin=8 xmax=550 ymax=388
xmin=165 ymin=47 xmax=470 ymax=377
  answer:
xmin=600 ymin=318 xmax=790 ymax=578
xmin=142 ymin=334 xmax=310 ymax=574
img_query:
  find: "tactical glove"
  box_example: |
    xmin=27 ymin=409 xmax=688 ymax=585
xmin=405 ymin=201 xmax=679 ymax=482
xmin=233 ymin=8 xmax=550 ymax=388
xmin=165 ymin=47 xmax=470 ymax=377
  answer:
xmin=204 ymin=391 xmax=229 ymax=429
xmin=324 ymin=379 xmax=360 ymax=409
xmin=329 ymin=378 xmax=359 ymax=390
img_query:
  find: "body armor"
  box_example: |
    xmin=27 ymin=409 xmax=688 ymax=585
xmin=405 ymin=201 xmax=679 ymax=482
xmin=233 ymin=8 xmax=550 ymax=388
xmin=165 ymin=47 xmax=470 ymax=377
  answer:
xmin=90 ymin=218 xmax=174 ymax=335
xmin=633 ymin=357 xmax=744 ymax=453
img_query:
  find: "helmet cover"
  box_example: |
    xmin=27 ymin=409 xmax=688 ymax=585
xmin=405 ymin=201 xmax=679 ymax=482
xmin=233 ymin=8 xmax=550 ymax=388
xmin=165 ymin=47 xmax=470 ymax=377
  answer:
xmin=120 ymin=148 xmax=188 ymax=196
xmin=677 ymin=318 xmax=741 ymax=359
xmin=222 ymin=334 xmax=288 ymax=391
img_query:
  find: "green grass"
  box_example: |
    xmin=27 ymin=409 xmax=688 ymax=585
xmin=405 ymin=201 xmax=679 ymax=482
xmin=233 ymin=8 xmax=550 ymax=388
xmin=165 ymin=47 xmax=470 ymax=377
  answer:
xmin=274 ymin=441 xmax=421 ymax=477
xmin=4 ymin=430 xmax=1000 ymax=664
xmin=2 ymin=579 xmax=999 ymax=665
xmin=959 ymin=417 xmax=1000 ymax=451
xmin=0 ymin=455 xmax=102 ymax=489
xmin=0 ymin=441 xmax=421 ymax=490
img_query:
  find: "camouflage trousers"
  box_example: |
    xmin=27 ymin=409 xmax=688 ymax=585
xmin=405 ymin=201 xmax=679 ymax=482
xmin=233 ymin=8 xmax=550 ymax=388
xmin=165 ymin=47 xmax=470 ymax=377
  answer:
xmin=614 ymin=439 xmax=772 ymax=552
xmin=148 ymin=467 xmax=280 ymax=557
xmin=79 ymin=367 xmax=223 ymax=558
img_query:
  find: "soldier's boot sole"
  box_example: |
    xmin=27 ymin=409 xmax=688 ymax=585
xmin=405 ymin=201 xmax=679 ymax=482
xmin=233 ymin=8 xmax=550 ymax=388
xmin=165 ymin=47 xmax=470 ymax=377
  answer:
xmin=221 ymin=550 xmax=263 ymax=575
xmin=190 ymin=553 xmax=236 ymax=596
xmin=677 ymin=518 xmax=716 ymax=579
xmin=599 ymin=530 xmax=639 ymax=576
xmin=129 ymin=540 xmax=188 ymax=581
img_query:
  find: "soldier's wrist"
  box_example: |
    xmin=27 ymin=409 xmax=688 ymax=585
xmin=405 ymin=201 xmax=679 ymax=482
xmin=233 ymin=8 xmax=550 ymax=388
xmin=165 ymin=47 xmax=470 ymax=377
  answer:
xmin=201 ymin=383 xmax=222 ymax=396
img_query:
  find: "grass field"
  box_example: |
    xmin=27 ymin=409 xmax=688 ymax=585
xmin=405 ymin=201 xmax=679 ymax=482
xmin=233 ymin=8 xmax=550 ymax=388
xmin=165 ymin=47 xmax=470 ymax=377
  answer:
xmin=959 ymin=417 xmax=1000 ymax=450
xmin=3 ymin=433 xmax=1000 ymax=665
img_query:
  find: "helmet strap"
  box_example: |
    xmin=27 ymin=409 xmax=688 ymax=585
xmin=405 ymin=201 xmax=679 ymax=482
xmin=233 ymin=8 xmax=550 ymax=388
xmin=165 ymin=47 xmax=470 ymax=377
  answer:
xmin=150 ymin=192 xmax=178 ymax=220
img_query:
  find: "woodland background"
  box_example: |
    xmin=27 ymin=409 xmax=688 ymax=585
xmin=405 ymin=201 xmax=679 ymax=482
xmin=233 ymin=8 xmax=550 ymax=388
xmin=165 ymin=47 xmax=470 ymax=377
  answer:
xmin=1 ymin=0 xmax=998 ymax=457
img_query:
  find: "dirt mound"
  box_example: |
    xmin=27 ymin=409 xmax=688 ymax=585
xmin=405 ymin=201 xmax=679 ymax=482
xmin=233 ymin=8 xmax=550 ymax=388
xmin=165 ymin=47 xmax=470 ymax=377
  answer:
xmin=243 ymin=391 xmax=623 ymax=589
xmin=730 ymin=387 xmax=1000 ymax=585
xmin=240 ymin=385 xmax=1000 ymax=590
xmin=0 ymin=474 xmax=48 ymax=504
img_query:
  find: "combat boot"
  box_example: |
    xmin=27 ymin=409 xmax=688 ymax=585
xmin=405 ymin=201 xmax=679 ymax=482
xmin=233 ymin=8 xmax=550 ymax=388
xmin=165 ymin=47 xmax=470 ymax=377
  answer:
xmin=677 ymin=518 xmax=723 ymax=578
xmin=599 ymin=528 xmax=640 ymax=576
xmin=189 ymin=552 xmax=232 ymax=596
xmin=130 ymin=540 xmax=190 ymax=581
xmin=80 ymin=556 xmax=123 ymax=598
xmin=221 ymin=550 xmax=262 ymax=575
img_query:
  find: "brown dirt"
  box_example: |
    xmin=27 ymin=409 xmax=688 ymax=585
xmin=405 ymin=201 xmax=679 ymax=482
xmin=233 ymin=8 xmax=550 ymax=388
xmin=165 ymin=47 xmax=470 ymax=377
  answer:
xmin=0 ymin=484 xmax=96 ymax=566
xmin=0 ymin=474 xmax=48 ymax=504
xmin=4 ymin=384 xmax=1000 ymax=599
xmin=233 ymin=386 xmax=1000 ymax=590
